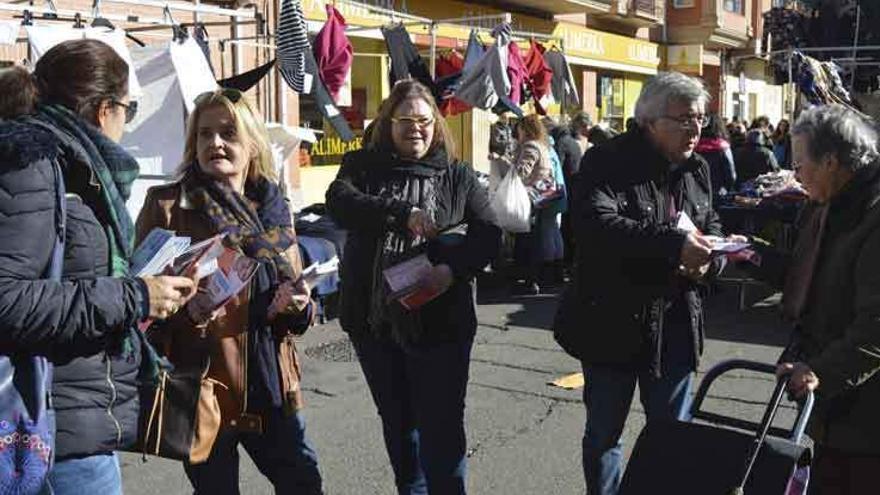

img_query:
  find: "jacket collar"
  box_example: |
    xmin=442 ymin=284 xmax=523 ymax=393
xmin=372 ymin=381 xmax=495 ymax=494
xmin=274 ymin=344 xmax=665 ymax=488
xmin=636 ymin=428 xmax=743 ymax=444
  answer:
xmin=177 ymin=178 xmax=198 ymax=210
xmin=829 ymin=163 xmax=880 ymax=214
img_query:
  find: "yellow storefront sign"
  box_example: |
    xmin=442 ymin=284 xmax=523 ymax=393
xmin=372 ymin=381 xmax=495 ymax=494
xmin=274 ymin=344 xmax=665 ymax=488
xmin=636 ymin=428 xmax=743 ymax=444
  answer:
xmin=551 ymin=23 xmax=660 ymax=72
xmin=666 ymin=45 xmax=703 ymax=76
xmin=302 ymin=0 xmax=390 ymax=28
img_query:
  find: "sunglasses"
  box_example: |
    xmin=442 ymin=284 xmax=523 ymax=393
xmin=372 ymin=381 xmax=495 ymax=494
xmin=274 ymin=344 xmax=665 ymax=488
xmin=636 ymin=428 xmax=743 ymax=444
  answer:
xmin=111 ymin=100 xmax=138 ymax=124
xmin=194 ymin=87 xmax=245 ymax=106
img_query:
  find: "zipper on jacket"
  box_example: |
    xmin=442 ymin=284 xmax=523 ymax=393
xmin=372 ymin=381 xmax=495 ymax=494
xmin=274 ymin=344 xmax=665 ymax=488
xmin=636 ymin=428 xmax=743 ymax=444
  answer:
xmin=105 ymin=356 xmax=123 ymax=448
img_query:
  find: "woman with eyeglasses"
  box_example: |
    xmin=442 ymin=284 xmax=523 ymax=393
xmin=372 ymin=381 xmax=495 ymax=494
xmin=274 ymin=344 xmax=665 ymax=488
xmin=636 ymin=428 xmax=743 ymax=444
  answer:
xmin=326 ymin=79 xmax=500 ymax=495
xmin=0 ymin=40 xmax=196 ymax=494
xmin=135 ymin=88 xmax=323 ymax=494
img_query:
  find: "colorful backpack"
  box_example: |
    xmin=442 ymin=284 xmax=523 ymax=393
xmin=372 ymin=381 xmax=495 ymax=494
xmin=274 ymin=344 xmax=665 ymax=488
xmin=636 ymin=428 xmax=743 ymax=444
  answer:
xmin=0 ymin=160 xmax=65 ymax=494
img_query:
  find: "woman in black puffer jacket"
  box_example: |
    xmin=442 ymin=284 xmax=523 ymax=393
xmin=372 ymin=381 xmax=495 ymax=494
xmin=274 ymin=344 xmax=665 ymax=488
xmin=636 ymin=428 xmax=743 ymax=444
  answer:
xmin=0 ymin=41 xmax=195 ymax=494
xmin=326 ymin=80 xmax=500 ymax=495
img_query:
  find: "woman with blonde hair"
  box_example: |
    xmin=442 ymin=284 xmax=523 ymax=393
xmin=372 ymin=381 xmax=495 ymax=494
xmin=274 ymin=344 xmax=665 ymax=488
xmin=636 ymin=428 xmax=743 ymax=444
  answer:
xmin=326 ymin=79 xmax=500 ymax=494
xmin=136 ymin=88 xmax=322 ymax=494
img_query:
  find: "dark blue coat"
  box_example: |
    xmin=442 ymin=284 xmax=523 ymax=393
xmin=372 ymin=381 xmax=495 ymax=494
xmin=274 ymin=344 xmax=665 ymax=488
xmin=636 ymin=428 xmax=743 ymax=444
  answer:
xmin=0 ymin=118 xmax=145 ymax=459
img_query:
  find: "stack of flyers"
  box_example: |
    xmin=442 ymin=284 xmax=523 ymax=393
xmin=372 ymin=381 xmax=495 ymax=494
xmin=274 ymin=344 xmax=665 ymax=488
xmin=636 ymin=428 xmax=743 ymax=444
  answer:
xmin=299 ymin=256 xmax=339 ymax=287
xmin=382 ymin=254 xmax=443 ymax=311
xmin=703 ymin=235 xmax=751 ymax=256
xmin=186 ymin=248 xmax=259 ymax=318
xmin=130 ymin=228 xmax=191 ymax=277
xmin=131 ymin=227 xmax=226 ymax=279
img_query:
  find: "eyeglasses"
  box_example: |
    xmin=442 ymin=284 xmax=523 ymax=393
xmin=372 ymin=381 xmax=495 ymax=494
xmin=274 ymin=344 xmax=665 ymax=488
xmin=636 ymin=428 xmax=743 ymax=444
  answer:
xmin=391 ymin=115 xmax=435 ymax=128
xmin=111 ymin=100 xmax=138 ymax=124
xmin=659 ymin=113 xmax=707 ymax=130
xmin=194 ymin=88 xmax=245 ymax=106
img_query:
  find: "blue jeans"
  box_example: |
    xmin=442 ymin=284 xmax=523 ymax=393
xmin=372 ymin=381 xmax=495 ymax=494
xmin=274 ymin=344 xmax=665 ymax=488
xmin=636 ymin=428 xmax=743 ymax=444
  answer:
xmin=44 ymin=452 xmax=122 ymax=495
xmin=582 ymin=316 xmax=696 ymax=495
xmin=184 ymin=410 xmax=322 ymax=495
xmin=351 ymin=332 xmax=474 ymax=495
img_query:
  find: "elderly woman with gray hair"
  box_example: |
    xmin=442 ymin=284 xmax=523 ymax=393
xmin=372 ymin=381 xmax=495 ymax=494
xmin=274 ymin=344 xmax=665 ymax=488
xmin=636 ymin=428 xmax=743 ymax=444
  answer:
xmin=748 ymin=104 xmax=880 ymax=494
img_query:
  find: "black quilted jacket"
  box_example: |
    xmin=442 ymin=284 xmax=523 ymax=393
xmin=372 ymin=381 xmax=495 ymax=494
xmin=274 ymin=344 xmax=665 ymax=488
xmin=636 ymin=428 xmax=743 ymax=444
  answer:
xmin=0 ymin=117 xmax=145 ymax=459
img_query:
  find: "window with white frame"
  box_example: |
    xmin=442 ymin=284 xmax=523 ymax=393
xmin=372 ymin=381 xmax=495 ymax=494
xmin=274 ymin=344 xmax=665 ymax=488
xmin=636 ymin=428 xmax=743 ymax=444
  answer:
xmin=724 ymin=0 xmax=743 ymax=13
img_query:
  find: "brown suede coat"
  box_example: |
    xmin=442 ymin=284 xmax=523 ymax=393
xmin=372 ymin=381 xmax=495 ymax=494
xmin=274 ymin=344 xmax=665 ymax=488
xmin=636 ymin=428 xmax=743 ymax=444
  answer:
xmin=135 ymin=180 xmax=307 ymax=431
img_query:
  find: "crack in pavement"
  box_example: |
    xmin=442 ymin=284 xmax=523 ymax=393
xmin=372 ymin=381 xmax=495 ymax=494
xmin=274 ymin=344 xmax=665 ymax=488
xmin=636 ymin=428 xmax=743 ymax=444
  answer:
xmin=302 ymin=386 xmax=337 ymax=398
xmin=467 ymin=398 xmax=562 ymax=461
xmin=470 ymin=357 xmax=569 ymax=376
xmin=469 ymin=381 xmax=583 ymax=404
xmin=477 ymin=341 xmax=566 ymax=354
xmin=477 ymin=321 xmax=509 ymax=331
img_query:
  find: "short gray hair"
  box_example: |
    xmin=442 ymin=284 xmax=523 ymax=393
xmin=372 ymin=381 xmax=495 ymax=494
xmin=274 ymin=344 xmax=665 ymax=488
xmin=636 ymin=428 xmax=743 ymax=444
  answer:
xmin=791 ymin=104 xmax=879 ymax=172
xmin=634 ymin=72 xmax=710 ymax=126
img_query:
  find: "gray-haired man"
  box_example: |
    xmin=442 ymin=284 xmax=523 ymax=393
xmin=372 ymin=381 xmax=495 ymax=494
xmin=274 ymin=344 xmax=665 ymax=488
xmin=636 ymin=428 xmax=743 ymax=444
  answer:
xmin=559 ymin=72 xmax=729 ymax=494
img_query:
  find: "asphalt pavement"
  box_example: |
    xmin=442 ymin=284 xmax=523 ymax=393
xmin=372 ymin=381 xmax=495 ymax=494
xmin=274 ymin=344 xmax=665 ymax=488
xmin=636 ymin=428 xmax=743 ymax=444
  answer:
xmin=121 ymin=279 xmax=792 ymax=495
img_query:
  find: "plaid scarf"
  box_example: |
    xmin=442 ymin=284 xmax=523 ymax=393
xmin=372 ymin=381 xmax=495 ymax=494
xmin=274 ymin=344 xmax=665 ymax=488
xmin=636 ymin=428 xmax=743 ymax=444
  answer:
xmin=183 ymin=167 xmax=297 ymax=286
xmin=36 ymin=104 xmax=139 ymax=276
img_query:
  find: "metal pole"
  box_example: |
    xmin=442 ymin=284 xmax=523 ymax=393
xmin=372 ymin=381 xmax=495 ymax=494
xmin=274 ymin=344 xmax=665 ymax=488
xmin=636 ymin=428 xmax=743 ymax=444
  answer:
xmin=429 ymin=22 xmax=436 ymax=78
xmin=787 ymin=49 xmax=794 ymax=117
xmin=850 ymin=4 xmax=861 ymax=90
xmin=333 ymin=0 xmax=431 ymax=24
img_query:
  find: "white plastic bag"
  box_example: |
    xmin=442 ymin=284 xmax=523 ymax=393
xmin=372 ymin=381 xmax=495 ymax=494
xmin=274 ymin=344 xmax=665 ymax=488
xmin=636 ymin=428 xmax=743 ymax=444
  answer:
xmin=491 ymin=165 xmax=531 ymax=233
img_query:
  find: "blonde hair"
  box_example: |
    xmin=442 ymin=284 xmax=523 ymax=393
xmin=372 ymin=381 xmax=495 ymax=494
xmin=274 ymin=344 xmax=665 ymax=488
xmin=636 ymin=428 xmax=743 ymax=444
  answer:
xmin=368 ymin=79 xmax=456 ymax=162
xmin=178 ymin=89 xmax=276 ymax=183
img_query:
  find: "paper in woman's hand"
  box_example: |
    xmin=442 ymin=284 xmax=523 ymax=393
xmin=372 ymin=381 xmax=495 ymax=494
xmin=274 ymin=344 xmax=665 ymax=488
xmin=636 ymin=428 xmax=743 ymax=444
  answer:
xmin=131 ymin=227 xmax=227 ymax=278
xmin=382 ymin=254 xmax=444 ymax=310
xmin=298 ymin=256 xmax=339 ymax=287
xmin=186 ymin=248 xmax=258 ymax=317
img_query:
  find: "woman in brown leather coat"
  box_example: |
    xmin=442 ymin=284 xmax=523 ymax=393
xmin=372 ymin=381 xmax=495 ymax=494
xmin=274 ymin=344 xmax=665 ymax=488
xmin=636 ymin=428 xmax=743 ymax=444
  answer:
xmin=135 ymin=88 xmax=322 ymax=494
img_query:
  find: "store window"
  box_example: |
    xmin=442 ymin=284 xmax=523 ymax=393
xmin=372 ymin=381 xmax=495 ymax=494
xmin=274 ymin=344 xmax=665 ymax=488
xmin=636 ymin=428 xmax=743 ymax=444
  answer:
xmin=731 ymin=92 xmax=743 ymax=120
xmin=297 ymin=52 xmax=373 ymax=168
xmin=723 ymin=0 xmax=743 ymax=14
xmin=597 ymin=74 xmax=625 ymax=132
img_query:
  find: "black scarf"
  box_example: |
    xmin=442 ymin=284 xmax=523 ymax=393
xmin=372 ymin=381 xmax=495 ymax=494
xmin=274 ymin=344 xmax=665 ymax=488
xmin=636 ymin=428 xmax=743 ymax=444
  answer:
xmin=366 ymin=147 xmax=449 ymax=344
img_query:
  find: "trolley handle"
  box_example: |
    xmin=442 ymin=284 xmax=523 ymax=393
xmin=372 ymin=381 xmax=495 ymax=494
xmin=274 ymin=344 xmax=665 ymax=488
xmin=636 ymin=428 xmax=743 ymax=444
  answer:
xmin=686 ymin=359 xmax=814 ymax=443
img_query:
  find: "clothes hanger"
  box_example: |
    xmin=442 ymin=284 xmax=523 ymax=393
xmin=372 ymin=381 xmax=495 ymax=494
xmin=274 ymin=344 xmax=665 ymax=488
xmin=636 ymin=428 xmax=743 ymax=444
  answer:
xmin=163 ymin=6 xmax=188 ymax=43
xmin=21 ymin=9 xmax=33 ymax=26
xmin=73 ymin=13 xmax=85 ymax=29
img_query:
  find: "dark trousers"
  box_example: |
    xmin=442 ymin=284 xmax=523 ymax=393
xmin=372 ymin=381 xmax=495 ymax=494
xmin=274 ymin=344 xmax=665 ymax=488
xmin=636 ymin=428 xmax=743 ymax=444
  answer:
xmin=351 ymin=331 xmax=474 ymax=495
xmin=514 ymin=208 xmax=563 ymax=283
xmin=581 ymin=312 xmax=696 ymax=495
xmin=809 ymin=445 xmax=880 ymax=495
xmin=183 ymin=409 xmax=322 ymax=495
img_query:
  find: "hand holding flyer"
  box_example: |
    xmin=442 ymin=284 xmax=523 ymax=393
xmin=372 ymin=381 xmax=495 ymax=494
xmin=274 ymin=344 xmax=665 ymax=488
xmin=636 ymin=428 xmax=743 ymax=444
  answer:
xmin=382 ymin=254 xmax=447 ymax=311
xmin=131 ymin=227 xmax=226 ymax=279
xmin=186 ymin=248 xmax=259 ymax=322
xmin=675 ymin=212 xmax=750 ymax=257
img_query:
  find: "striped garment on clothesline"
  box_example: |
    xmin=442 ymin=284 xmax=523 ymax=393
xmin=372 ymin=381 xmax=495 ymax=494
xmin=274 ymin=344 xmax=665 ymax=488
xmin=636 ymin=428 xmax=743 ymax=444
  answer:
xmin=277 ymin=0 xmax=310 ymax=93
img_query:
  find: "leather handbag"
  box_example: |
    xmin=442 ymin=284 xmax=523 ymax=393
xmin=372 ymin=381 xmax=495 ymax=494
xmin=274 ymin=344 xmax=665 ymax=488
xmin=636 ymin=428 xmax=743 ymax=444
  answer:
xmin=0 ymin=160 xmax=65 ymax=494
xmin=135 ymin=355 xmax=225 ymax=464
